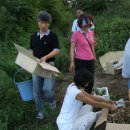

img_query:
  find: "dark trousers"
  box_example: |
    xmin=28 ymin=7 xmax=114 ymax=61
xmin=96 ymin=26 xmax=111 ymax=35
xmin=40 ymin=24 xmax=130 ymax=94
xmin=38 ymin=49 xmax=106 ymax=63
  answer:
xmin=75 ymin=58 xmax=95 ymax=94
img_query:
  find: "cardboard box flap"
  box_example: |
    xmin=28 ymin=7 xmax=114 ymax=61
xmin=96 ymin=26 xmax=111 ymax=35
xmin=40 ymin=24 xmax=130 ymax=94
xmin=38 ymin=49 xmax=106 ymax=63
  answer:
xmin=106 ymin=62 xmax=115 ymax=75
xmin=95 ymin=108 xmax=108 ymax=128
xmin=106 ymin=123 xmax=130 ymax=130
xmin=115 ymin=51 xmax=124 ymax=61
xmin=14 ymin=43 xmax=37 ymax=61
xmin=14 ymin=43 xmax=60 ymax=74
xmin=99 ymin=52 xmax=117 ymax=71
xmin=39 ymin=62 xmax=60 ymax=74
xmin=99 ymin=51 xmax=124 ymax=71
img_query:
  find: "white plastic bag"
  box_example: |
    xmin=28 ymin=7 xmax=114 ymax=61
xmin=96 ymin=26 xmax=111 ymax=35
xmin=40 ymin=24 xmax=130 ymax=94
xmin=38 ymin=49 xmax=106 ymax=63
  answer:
xmin=113 ymin=58 xmax=123 ymax=70
xmin=122 ymin=38 xmax=130 ymax=78
xmin=115 ymin=98 xmax=125 ymax=108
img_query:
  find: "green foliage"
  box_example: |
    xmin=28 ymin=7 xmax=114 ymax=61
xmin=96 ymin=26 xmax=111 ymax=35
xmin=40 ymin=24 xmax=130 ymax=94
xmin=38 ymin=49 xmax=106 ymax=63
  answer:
xmin=1 ymin=0 xmax=130 ymax=129
xmin=96 ymin=17 xmax=130 ymax=57
xmin=72 ymin=0 xmax=119 ymax=14
xmin=55 ymin=29 xmax=70 ymax=72
xmin=56 ymin=73 xmax=64 ymax=82
xmin=0 ymin=1 xmax=72 ymax=129
xmin=0 ymin=0 xmax=36 ymax=41
xmin=0 ymin=0 xmax=73 ymax=41
xmin=110 ymin=94 xmax=120 ymax=101
xmin=38 ymin=0 xmax=72 ymax=29
xmin=0 ymin=70 xmax=60 ymax=130
xmin=94 ymin=88 xmax=106 ymax=96
xmin=73 ymin=0 xmax=130 ymax=57
xmin=15 ymin=69 xmax=32 ymax=82
xmin=0 ymin=6 xmax=17 ymax=41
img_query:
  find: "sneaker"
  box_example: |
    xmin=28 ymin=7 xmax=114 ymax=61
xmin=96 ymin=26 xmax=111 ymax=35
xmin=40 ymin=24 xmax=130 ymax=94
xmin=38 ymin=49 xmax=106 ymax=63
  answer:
xmin=37 ymin=112 xmax=44 ymax=120
xmin=49 ymin=100 xmax=56 ymax=109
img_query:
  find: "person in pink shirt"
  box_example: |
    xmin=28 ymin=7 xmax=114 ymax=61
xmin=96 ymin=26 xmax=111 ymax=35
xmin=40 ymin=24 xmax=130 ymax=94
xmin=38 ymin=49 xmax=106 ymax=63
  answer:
xmin=69 ymin=14 xmax=96 ymax=94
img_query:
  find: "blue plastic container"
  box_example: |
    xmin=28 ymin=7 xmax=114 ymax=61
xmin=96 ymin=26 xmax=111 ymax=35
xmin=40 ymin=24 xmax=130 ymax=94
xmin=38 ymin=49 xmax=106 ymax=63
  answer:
xmin=14 ymin=69 xmax=34 ymax=101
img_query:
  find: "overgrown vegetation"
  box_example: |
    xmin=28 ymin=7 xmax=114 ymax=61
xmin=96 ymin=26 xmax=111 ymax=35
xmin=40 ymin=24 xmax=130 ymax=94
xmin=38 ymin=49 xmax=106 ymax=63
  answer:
xmin=73 ymin=0 xmax=130 ymax=57
xmin=0 ymin=0 xmax=130 ymax=129
xmin=0 ymin=1 xmax=73 ymax=129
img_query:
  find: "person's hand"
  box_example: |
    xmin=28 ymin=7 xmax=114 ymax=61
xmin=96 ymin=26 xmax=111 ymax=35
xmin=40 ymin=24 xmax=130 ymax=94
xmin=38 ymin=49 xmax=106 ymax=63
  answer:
xmin=69 ymin=62 xmax=75 ymax=72
xmin=94 ymin=56 xmax=97 ymax=61
xmin=40 ymin=56 xmax=47 ymax=62
xmin=108 ymin=100 xmax=114 ymax=105
xmin=110 ymin=105 xmax=117 ymax=111
xmin=102 ymin=100 xmax=113 ymax=104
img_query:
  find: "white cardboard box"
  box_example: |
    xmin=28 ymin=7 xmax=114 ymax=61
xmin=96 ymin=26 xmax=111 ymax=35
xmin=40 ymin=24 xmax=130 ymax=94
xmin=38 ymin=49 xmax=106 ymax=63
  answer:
xmin=99 ymin=51 xmax=124 ymax=75
xmin=95 ymin=109 xmax=130 ymax=130
xmin=14 ymin=44 xmax=60 ymax=78
xmin=106 ymin=61 xmax=122 ymax=75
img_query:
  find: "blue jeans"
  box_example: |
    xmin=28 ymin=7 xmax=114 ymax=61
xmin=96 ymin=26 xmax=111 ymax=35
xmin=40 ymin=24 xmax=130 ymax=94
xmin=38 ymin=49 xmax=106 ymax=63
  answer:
xmin=32 ymin=62 xmax=55 ymax=113
xmin=128 ymin=80 xmax=130 ymax=89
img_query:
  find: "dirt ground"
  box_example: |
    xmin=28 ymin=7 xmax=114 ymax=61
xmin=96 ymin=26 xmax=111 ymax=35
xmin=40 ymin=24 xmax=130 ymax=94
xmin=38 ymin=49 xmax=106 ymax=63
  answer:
xmin=56 ymin=67 xmax=129 ymax=104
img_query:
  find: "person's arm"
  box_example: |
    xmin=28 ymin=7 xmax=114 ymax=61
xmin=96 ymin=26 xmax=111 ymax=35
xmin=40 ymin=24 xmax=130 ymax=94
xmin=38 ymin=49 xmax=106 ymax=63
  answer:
xmin=92 ymin=45 xmax=96 ymax=60
xmin=40 ymin=50 xmax=60 ymax=62
xmin=82 ymin=91 xmax=110 ymax=103
xmin=69 ymin=43 xmax=76 ymax=72
xmin=69 ymin=32 xmax=77 ymax=72
xmin=88 ymin=31 xmax=96 ymax=60
xmin=76 ymin=92 xmax=116 ymax=110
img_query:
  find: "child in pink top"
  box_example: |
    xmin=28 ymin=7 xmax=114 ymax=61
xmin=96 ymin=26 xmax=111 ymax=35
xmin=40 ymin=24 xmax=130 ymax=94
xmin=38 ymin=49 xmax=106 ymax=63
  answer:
xmin=69 ymin=14 xmax=96 ymax=94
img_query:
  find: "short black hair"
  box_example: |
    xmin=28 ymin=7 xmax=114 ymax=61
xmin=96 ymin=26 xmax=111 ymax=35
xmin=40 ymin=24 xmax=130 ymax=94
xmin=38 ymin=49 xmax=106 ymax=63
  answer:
xmin=74 ymin=69 xmax=93 ymax=88
xmin=77 ymin=14 xmax=91 ymax=28
xmin=76 ymin=7 xmax=83 ymax=11
xmin=37 ymin=11 xmax=52 ymax=23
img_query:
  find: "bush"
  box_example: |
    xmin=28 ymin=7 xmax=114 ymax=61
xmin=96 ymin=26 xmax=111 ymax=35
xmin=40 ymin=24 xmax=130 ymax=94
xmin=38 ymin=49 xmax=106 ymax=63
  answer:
xmin=0 ymin=0 xmax=73 ymax=41
xmin=0 ymin=70 xmax=60 ymax=130
xmin=72 ymin=0 xmax=119 ymax=14
xmin=54 ymin=28 xmax=71 ymax=72
xmin=0 ymin=1 xmax=72 ymax=129
xmin=95 ymin=17 xmax=130 ymax=57
xmin=15 ymin=69 xmax=32 ymax=82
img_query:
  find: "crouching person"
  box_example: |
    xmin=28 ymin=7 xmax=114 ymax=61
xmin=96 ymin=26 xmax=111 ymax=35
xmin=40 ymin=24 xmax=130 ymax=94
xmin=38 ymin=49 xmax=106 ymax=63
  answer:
xmin=29 ymin=11 xmax=60 ymax=119
xmin=57 ymin=69 xmax=116 ymax=130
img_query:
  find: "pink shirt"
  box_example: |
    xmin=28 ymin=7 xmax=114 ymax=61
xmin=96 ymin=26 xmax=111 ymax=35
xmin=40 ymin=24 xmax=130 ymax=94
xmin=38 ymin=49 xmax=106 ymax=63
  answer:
xmin=71 ymin=30 xmax=95 ymax=60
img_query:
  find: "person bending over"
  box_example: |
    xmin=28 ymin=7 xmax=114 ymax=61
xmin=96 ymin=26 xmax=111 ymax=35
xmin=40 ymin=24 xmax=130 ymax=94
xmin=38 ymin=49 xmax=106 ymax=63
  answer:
xmin=57 ymin=69 xmax=116 ymax=130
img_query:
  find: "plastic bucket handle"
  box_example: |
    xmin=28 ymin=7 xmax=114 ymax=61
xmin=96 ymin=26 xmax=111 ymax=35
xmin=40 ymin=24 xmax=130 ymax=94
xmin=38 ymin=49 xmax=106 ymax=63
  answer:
xmin=13 ymin=68 xmax=23 ymax=84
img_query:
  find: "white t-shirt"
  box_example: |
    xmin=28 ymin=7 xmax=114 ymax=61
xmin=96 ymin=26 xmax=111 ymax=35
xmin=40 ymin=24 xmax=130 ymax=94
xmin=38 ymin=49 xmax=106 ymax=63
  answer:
xmin=72 ymin=19 xmax=81 ymax=32
xmin=72 ymin=19 xmax=95 ymax=32
xmin=57 ymin=83 xmax=82 ymax=130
